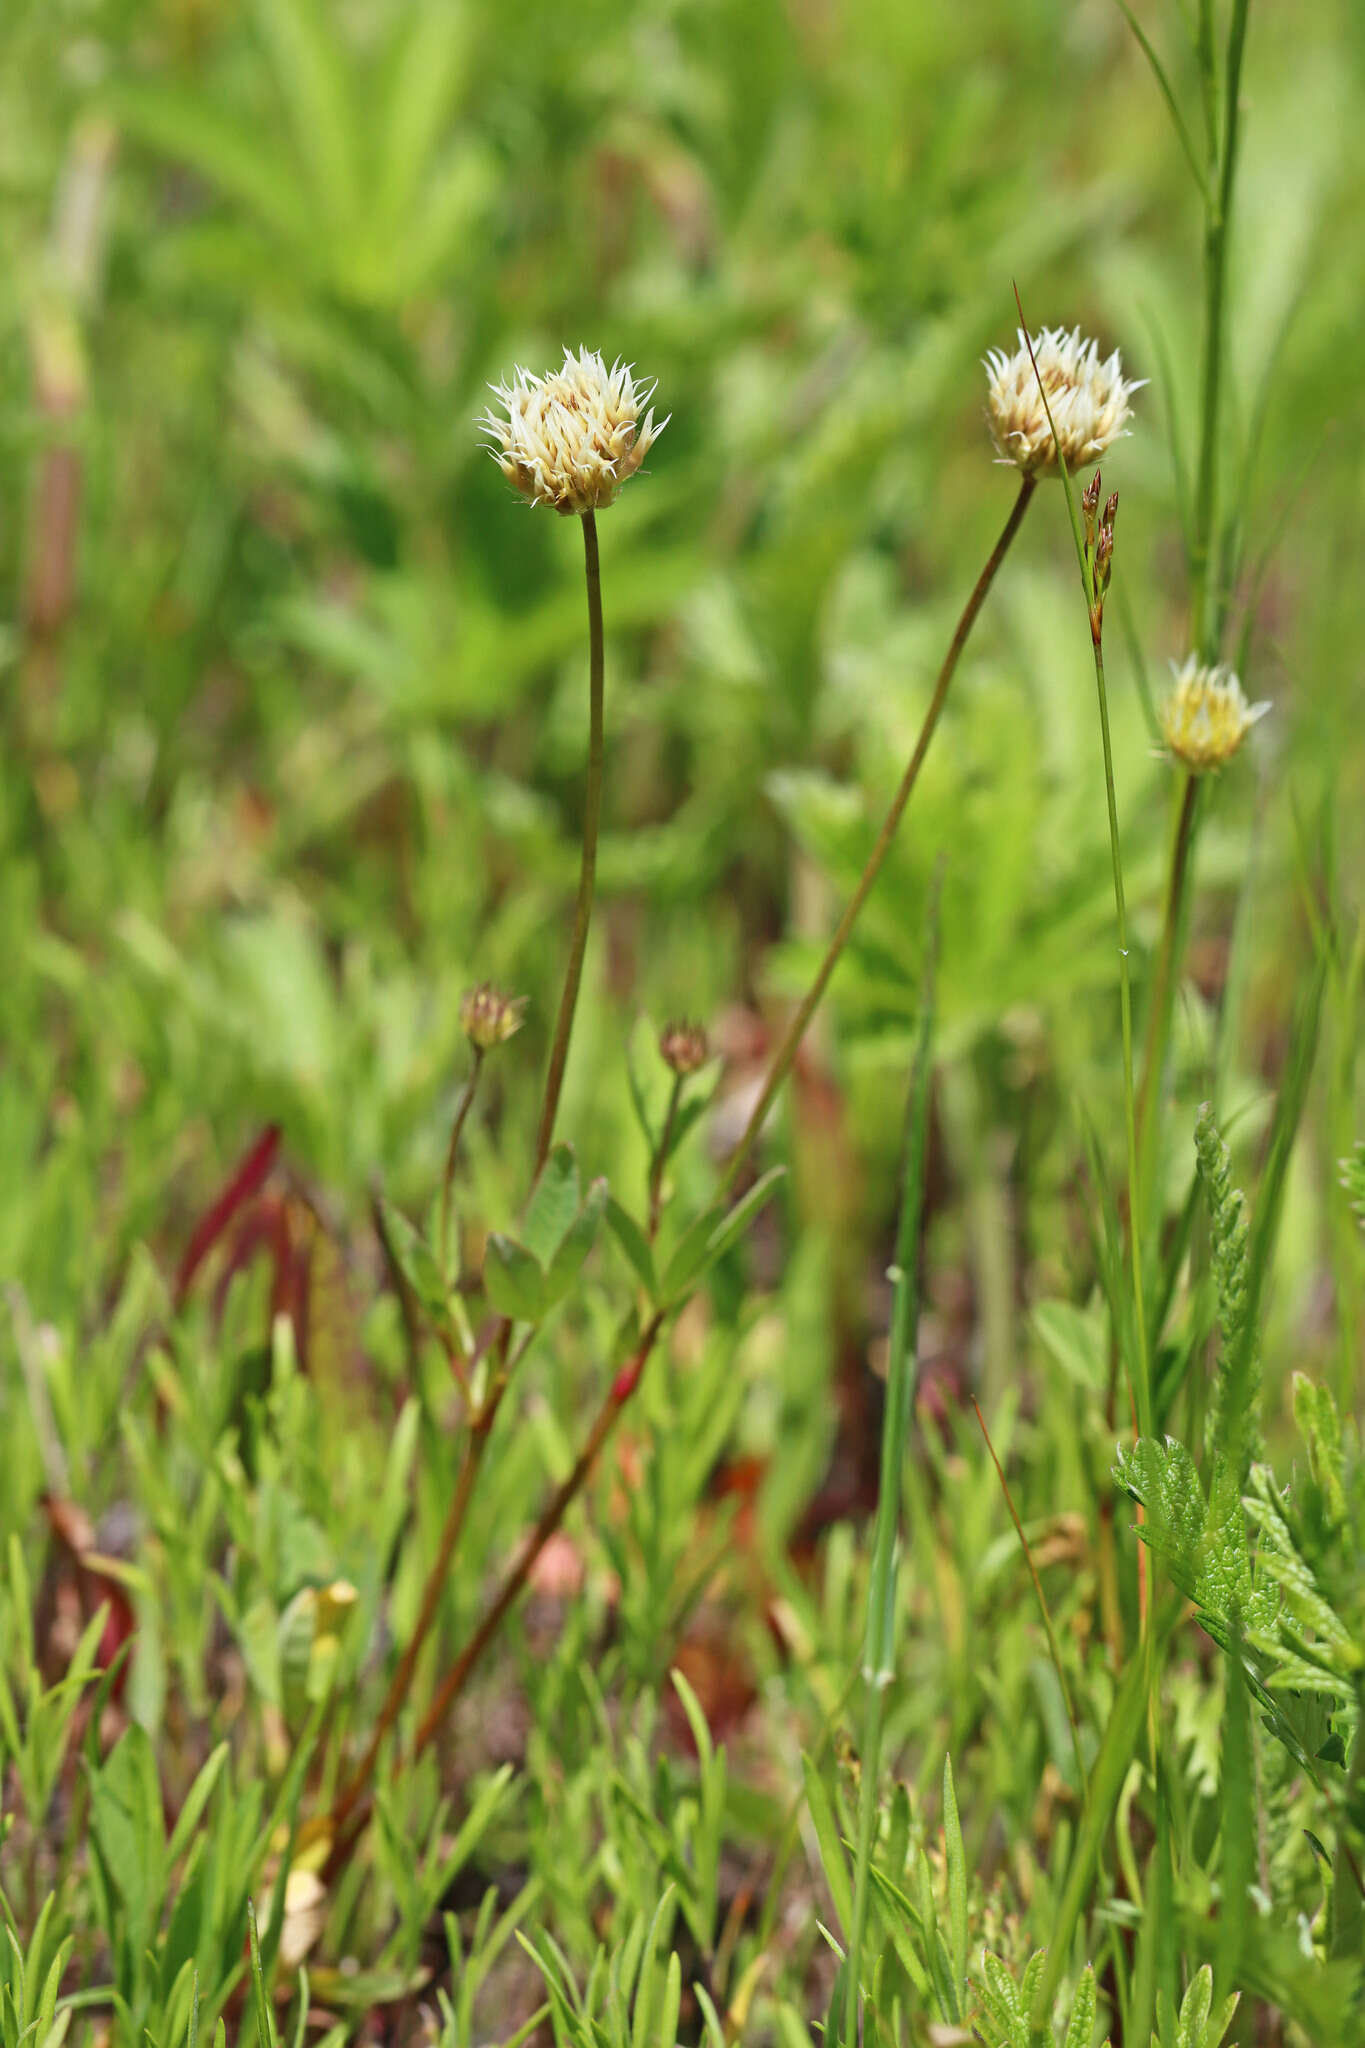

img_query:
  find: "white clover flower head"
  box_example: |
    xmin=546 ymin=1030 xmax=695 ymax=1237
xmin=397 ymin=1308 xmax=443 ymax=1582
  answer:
xmin=480 ymin=347 xmax=667 ymax=515
xmin=1157 ymin=655 xmax=1270 ymax=773
xmin=984 ymin=326 xmax=1141 ymax=476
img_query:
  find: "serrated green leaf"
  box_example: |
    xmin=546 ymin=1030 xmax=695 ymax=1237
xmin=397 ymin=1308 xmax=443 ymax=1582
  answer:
xmin=942 ymin=1755 xmax=967 ymax=2018
xmin=1063 ymin=1963 xmax=1096 ymax=2048
xmin=1176 ymin=1963 xmax=1212 ymax=2048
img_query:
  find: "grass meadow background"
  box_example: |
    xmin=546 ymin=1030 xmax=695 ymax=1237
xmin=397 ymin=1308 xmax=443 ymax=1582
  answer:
xmin=2 ymin=2 xmax=1364 ymax=2044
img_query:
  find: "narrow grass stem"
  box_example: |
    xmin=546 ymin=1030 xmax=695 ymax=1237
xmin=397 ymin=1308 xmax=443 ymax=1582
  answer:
xmin=1007 ymin=304 xmax=1151 ymax=1432
xmin=722 ymin=476 xmax=1035 ymax=1190
xmin=329 ymin=1421 xmax=488 ymax=1835
xmin=1089 ymin=629 xmax=1153 ymax=1440
xmin=1136 ymin=772 xmax=1200 ymax=1220
xmin=843 ymin=905 xmax=937 ymax=2048
xmin=411 ymin=1310 xmax=667 ymax=1762
xmin=972 ymin=1399 xmax=1087 ymax=1795
xmin=329 ymin=1321 xmax=534 ymax=1835
xmin=534 ymin=509 xmax=605 ymax=1173
xmin=438 ymin=1048 xmax=483 ymax=1286
xmin=648 ymin=1074 xmax=684 ymax=1241
xmin=1189 ymin=0 xmax=1250 ymax=657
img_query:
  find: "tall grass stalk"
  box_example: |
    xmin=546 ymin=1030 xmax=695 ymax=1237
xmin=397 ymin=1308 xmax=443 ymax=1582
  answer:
xmin=1013 ymin=307 xmax=1151 ymax=1439
xmin=438 ymin=1046 xmax=484 ymax=1284
xmin=535 ymin=509 xmax=606 ymax=1172
xmin=723 ymin=474 xmax=1036 ymax=1189
xmin=1190 ymin=0 xmax=1251 ymax=658
xmin=1136 ymin=771 xmax=1200 ymax=1225
xmin=841 ymin=903 xmax=937 ymax=2048
xmin=972 ymin=1398 xmax=1086 ymax=1795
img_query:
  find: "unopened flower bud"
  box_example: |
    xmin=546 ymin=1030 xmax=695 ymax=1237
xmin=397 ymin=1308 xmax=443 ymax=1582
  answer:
xmin=460 ymin=982 xmax=526 ymax=1052
xmin=659 ymin=1020 xmax=709 ymax=1077
xmin=1094 ymin=522 xmax=1114 ymax=598
xmin=1103 ymin=489 xmax=1118 ymax=533
xmin=1082 ymin=470 xmax=1102 ymax=550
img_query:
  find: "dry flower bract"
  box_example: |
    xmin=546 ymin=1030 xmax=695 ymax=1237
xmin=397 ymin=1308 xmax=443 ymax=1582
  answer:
xmin=985 ymin=326 xmax=1141 ymax=476
xmin=1157 ymin=655 xmax=1270 ymax=773
xmin=482 ymin=347 xmax=667 ymax=515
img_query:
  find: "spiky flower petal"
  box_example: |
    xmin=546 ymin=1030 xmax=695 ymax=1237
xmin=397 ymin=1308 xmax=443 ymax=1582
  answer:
xmin=1157 ymin=656 xmax=1269 ymax=773
xmin=481 ymin=347 xmax=667 ymax=515
xmin=984 ymin=326 xmax=1140 ymax=476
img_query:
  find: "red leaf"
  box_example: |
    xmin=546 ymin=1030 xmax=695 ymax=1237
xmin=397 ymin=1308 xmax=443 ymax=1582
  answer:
xmin=175 ymin=1124 xmax=281 ymax=1308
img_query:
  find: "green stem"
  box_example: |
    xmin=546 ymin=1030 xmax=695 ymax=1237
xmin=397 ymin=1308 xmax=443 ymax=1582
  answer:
xmin=438 ymin=1047 xmax=484 ymax=1286
xmin=723 ymin=474 xmax=1035 ymax=1191
xmin=1090 ymin=625 xmax=1153 ymax=1441
xmin=328 ymin=1317 xmax=534 ymax=1838
xmin=411 ymin=1309 xmax=667 ymax=1763
xmin=535 ymin=509 xmax=605 ymax=1172
xmin=972 ymin=1397 xmax=1087 ymax=1797
xmin=1135 ymin=772 xmax=1200 ymax=1221
xmin=1189 ymin=0 xmax=1250 ymax=658
xmin=1330 ymin=1681 xmax=1365 ymax=1955
xmin=842 ymin=910 xmax=937 ymax=2048
xmin=648 ymin=1073 xmax=684 ymax=1241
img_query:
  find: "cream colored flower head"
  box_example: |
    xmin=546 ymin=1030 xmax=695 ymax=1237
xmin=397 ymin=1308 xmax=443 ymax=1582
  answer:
xmin=481 ymin=347 xmax=667 ymax=515
xmin=984 ymin=326 xmax=1141 ymax=476
xmin=1157 ymin=655 xmax=1270 ymax=773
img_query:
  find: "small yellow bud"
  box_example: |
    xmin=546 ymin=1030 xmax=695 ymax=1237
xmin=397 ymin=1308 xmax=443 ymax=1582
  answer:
xmin=1157 ymin=656 xmax=1269 ymax=774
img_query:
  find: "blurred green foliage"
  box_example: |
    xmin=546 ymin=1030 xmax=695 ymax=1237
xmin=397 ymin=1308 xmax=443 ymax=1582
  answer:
xmin=2 ymin=0 xmax=1364 ymax=2042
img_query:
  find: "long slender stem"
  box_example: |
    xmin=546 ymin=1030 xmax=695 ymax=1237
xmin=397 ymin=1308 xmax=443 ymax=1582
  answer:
xmin=1005 ymin=311 xmax=1149 ymax=1433
xmin=411 ymin=1310 xmax=667 ymax=1763
xmin=723 ymin=475 xmax=1036 ymax=1191
xmin=1135 ymin=772 xmax=1200 ymax=1217
xmin=438 ymin=1048 xmax=483 ymax=1285
xmin=1090 ymin=627 xmax=1153 ymax=1440
xmin=648 ymin=1074 xmax=684 ymax=1240
xmin=329 ymin=1416 xmax=490 ymax=1833
xmin=843 ymin=900 xmax=937 ymax=2048
xmin=972 ymin=1398 xmax=1086 ymax=1794
xmin=535 ymin=510 xmax=606 ymax=1172
xmin=1189 ymin=0 xmax=1250 ymax=657
xmin=329 ymin=1317 xmax=534 ymax=1835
